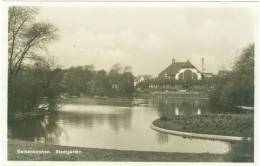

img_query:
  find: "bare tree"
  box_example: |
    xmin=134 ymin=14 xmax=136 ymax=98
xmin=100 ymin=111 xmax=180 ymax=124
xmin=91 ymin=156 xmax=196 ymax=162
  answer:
xmin=8 ymin=6 xmax=58 ymax=112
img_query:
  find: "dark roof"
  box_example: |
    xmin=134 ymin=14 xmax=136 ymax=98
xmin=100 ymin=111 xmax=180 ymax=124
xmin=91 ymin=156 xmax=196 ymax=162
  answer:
xmin=158 ymin=61 xmax=197 ymax=77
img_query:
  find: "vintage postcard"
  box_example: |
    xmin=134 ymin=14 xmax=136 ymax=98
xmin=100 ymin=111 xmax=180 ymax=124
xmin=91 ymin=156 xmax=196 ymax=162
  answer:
xmin=0 ymin=1 xmax=259 ymax=165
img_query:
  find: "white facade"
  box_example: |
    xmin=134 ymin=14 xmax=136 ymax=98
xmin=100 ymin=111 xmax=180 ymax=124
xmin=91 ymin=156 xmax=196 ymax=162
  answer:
xmin=175 ymin=68 xmax=202 ymax=80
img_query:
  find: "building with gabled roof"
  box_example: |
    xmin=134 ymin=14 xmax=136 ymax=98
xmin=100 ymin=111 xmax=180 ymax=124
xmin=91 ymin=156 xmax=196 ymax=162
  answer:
xmin=158 ymin=58 xmax=202 ymax=81
xmin=134 ymin=75 xmax=153 ymax=86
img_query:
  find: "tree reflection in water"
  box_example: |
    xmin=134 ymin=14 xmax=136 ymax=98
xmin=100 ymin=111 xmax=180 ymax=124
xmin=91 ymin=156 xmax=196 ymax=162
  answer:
xmin=8 ymin=114 xmax=67 ymax=144
xmin=8 ymin=98 xmax=232 ymax=154
xmin=156 ymin=96 xmax=210 ymax=119
xmin=8 ymin=102 xmax=134 ymax=144
xmin=156 ymin=132 xmax=169 ymax=144
xmin=58 ymin=105 xmax=133 ymax=132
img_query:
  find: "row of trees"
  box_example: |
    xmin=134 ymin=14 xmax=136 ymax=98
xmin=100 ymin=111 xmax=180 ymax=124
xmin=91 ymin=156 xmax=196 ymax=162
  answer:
xmin=210 ymin=44 xmax=254 ymax=109
xmin=8 ymin=7 xmax=135 ymax=113
xmin=8 ymin=6 xmax=135 ymax=113
xmin=10 ymin=61 xmax=135 ymax=113
xmin=62 ymin=64 xmax=135 ymax=97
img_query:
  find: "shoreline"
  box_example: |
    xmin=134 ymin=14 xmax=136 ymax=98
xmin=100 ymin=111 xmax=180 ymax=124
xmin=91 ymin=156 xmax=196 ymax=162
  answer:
xmin=150 ymin=123 xmax=250 ymax=142
xmin=151 ymin=117 xmax=254 ymax=162
xmin=153 ymin=114 xmax=253 ymax=138
xmin=8 ymin=139 xmax=228 ymax=162
xmin=8 ymin=110 xmax=54 ymax=121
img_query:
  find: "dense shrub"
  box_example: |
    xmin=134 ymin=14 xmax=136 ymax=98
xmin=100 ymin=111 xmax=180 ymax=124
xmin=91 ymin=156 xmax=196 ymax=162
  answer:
xmin=10 ymin=62 xmax=63 ymax=113
xmin=210 ymin=44 xmax=254 ymax=109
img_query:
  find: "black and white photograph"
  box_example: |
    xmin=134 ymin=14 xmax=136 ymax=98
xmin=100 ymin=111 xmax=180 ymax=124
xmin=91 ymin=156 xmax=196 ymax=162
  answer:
xmin=0 ymin=2 xmax=259 ymax=164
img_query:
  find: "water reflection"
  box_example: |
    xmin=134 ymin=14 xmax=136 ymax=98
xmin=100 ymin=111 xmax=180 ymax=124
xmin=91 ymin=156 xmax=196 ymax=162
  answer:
xmin=156 ymin=132 xmax=169 ymax=144
xmin=59 ymin=105 xmax=133 ymax=131
xmin=157 ymin=97 xmax=209 ymax=118
xmin=8 ymin=114 xmax=65 ymax=144
xmin=8 ymin=98 xmax=231 ymax=154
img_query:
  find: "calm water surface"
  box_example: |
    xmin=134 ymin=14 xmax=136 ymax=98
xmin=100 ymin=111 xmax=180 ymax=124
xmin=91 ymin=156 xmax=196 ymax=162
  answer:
xmin=9 ymin=98 xmax=231 ymax=154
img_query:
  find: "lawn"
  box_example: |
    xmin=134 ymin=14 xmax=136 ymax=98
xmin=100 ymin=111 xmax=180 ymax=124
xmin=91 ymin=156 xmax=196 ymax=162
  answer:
xmin=152 ymin=114 xmax=254 ymax=162
xmin=153 ymin=114 xmax=253 ymax=137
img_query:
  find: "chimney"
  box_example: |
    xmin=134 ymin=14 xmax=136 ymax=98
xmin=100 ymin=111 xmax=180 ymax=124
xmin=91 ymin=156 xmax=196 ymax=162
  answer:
xmin=201 ymin=58 xmax=205 ymax=72
xmin=172 ymin=58 xmax=175 ymax=64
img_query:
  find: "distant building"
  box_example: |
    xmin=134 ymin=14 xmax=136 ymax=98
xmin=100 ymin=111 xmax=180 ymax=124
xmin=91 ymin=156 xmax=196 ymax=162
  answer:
xmin=218 ymin=70 xmax=229 ymax=77
xmin=158 ymin=58 xmax=202 ymax=81
xmin=202 ymin=72 xmax=214 ymax=78
xmin=134 ymin=75 xmax=153 ymax=86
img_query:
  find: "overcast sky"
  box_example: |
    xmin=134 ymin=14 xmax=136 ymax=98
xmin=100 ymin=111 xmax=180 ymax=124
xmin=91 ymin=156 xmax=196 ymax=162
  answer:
xmin=37 ymin=5 xmax=257 ymax=76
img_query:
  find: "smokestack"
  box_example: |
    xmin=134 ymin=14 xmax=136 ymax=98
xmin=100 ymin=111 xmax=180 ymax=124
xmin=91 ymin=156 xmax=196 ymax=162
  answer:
xmin=201 ymin=58 xmax=205 ymax=72
xmin=172 ymin=58 xmax=175 ymax=64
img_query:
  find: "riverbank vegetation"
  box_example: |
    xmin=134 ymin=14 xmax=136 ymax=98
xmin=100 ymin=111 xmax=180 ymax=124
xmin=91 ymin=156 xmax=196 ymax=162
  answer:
xmin=153 ymin=114 xmax=253 ymax=137
xmin=8 ymin=7 xmax=61 ymax=114
xmin=207 ymin=44 xmax=254 ymax=162
xmin=153 ymin=113 xmax=254 ymax=162
xmin=62 ymin=63 xmax=135 ymax=98
xmin=210 ymin=44 xmax=254 ymax=109
xmin=8 ymin=139 xmax=227 ymax=161
xmin=8 ymin=7 xmax=135 ymax=116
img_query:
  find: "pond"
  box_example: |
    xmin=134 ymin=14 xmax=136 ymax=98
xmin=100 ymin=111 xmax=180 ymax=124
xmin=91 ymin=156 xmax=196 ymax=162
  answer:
xmin=9 ymin=97 xmax=231 ymax=154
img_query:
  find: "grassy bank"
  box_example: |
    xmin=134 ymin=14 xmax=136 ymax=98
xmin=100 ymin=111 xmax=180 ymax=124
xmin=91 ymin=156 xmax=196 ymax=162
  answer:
xmin=8 ymin=139 xmax=227 ymax=162
xmin=153 ymin=114 xmax=253 ymax=137
xmin=153 ymin=114 xmax=254 ymax=162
